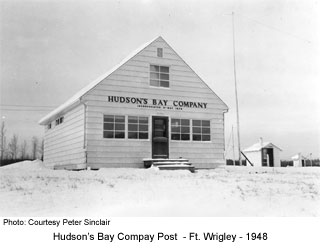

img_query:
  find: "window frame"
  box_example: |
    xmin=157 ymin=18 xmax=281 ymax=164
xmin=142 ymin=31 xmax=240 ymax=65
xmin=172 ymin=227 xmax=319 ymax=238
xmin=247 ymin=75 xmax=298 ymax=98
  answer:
xmin=170 ymin=118 xmax=191 ymax=141
xmin=127 ymin=116 xmax=149 ymax=140
xmin=55 ymin=116 xmax=64 ymax=126
xmin=192 ymin=119 xmax=211 ymax=142
xmin=103 ymin=115 xmax=126 ymax=139
xmin=157 ymin=48 xmax=163 ymax=57
xmin=149 ymin=64 xmax=170 ymax=88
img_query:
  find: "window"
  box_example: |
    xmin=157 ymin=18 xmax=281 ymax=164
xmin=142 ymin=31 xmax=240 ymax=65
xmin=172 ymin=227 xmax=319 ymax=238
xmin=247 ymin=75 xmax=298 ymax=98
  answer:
xmin=171 ymin=119 xmax=190 ymax=141
xmin=47 ymin=123 xmax=52 ymax=129
xmin=103 ymin=115 xmax=125 ymax=139
xmin=157 ymin=48 xmax=163 ymax=57
xmin=55 ymin=116 xmax=64 ymax=126
xmin=150 ymin=65 xmax=169 ymax=88
xmin=128 ymin=116 xmax=149 ymax=139
xmin=192 ymin=120 xmax=211 ymax=141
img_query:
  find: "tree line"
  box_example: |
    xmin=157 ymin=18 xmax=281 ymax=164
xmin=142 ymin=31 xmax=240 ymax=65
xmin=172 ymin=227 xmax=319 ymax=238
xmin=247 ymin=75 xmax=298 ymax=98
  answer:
xmin=0 ymin=121 xmax=44 ymax=166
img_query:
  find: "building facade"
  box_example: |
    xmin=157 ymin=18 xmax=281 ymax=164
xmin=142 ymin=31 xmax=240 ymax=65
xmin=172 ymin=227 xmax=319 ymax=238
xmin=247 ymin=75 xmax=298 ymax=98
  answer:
xmin=39 ymin=36 xmax=228 ymax=169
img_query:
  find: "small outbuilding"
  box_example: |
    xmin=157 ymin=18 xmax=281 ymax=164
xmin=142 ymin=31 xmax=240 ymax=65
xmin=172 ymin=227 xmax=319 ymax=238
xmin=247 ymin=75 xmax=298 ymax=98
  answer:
xmin=291 ymin=153 xmax=307 ymax=167
xmin=243 ymin=138 xmax=282 ymax=167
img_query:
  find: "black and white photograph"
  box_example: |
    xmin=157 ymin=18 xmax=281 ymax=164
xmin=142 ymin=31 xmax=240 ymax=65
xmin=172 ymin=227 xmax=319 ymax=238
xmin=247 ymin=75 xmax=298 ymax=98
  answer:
xmin=0 ymin=0 xmax=319 ymax=220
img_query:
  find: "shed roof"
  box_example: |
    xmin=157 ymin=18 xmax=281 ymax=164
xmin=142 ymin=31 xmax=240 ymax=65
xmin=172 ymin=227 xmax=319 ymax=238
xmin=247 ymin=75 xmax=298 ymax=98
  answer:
xmin=243 ymin=142 xmax=282 ymax=152
xmin=291 ymin=154 xmax=307 ymax=160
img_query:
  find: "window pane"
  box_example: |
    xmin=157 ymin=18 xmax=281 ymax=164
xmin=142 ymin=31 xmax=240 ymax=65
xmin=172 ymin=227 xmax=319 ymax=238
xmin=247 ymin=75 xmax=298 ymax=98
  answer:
xmin=128 ymin=132 xmax=138 ymax=139
xmin=171 ymin=134 xmax=180 ymax=140
xmin=193 ymin=134 xmax=201 ymax=141
xmin=104 ymin=123 xmax=114 ymax=130
xmin=202 ymin=135 xmax=211 ymax=141
xmin=181 ymin=119 xmax=190 ymax=126
xmin=128 ymin=124 xmax=138 ymax=131
xmin=193 ymin=127 xmax=201 ymax=133
xmin=155 ymin=119 xmax=164 ymax=125
xmin=171 ymin=119 xmax=180 ymax=126
xmin=139 ymin=132 xmax=148 ymax=139
xmin=115 ymin=123 xmax=125 ymax=130
xmin=193 ymin=120 xmax=201 ymax=126
xmin=115 ymin=132 xmax=125 ymax=138
xmin=160 ymin=81 xmax=169 ymax=88
xmin=115 ymin=116 xmax=125 ymax=122
xmin=181 ymin=126 xmax=189 ymax=133
xmin=150 ymin=80 xmax=159 ymax=87
xmin=181 ymin=134 xmax=190 ymax=140
xmin=150 ymin=72 xmax=159 ymax=79
xmin=128 ymin=116 xmax=138 ymax=123
xmin=139 ymin=124 xmax=148 ymax=132
xmin=157 ymin=48 xmax=163 ymax=57
xmin=160 ymin=66 xmax=169 ymax=73
xmin=171 ymin=126 xmax=180 ymax=133
xmin=202 ymin=120 xmax=210 ymax=127
xmin=104 ymin=131 xmax=114 ymax=138
xmin=104 ymin=115 xmax=114 ymax=122
xmin=160 ymin=73 xmax=169 ymax=80
xmin=139 ymin=117 xmax=148 ymax=124
xmin=150 ymin=65 xmax=159 ymax=72
xmin=202 ymin=127 xmax=210 ymax=134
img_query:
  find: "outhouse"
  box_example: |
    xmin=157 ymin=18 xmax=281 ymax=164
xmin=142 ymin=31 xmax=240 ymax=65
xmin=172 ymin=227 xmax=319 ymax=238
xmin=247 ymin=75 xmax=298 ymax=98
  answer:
xmin=243 ymin=138 xmax=282 ymax=167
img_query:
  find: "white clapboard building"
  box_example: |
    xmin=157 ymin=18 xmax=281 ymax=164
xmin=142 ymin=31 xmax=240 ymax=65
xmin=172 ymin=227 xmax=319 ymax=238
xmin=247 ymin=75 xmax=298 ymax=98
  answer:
xmin=39 ymin=36 xmax=228 ymax=170
xmin=291 ymin=153 xmax=307 ymax=167
xmin=243 ymin=138 xmax=282 ymax=167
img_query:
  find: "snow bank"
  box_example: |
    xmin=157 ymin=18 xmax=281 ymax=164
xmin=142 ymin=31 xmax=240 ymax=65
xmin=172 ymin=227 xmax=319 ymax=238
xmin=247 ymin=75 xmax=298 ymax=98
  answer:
xmin=0 ymin=161 xmax=319 ymax=216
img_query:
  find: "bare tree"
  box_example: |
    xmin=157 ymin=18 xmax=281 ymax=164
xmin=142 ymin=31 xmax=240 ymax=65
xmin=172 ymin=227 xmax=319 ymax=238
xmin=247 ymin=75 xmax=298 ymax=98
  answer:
xmin=0 ymin=121 xmax=7 ymax=162
xmin=20 ymin=140 xmax=28 ymax=159
xmin=31 ymin=136 xmax=39 ymax=159
xmin=8 ymin=134 xmax=19 ymax=160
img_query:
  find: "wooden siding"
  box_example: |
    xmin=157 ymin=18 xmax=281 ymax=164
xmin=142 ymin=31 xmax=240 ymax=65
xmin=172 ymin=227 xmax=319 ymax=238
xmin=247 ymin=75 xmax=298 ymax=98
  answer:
xmin=43 ymin=105 xmax=86 ymax=169
xmin=82 ymin=37 xmax=227 ymax=169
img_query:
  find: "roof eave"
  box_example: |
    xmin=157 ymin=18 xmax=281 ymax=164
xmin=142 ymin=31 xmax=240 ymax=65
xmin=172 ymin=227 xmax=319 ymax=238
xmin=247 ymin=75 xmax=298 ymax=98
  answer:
xmin=38 ymin=99 xmax=80 ymax=125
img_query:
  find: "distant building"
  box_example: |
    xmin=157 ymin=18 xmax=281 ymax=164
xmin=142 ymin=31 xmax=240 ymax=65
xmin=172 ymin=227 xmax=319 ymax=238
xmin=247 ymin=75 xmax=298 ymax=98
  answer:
xmin=291 ymin=153 xmax=307 ymax=167
xmin=243 ymin=138 xmax=282 ymax=167
xmin=38 ymin=36 xmax=228 ymax=170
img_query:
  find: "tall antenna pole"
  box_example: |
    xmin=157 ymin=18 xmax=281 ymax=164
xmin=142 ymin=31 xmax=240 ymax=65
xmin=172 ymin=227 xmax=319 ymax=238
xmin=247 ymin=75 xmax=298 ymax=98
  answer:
xmin=232 ymin=12 xmax=242 ymax=165
xmin=232 ymin=125 xmax=235 ymax=166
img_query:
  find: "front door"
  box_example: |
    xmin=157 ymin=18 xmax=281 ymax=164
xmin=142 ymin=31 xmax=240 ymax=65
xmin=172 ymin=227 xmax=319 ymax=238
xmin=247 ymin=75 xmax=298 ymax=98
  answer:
xmin=152 ymin=116 xmax=169 ymax=158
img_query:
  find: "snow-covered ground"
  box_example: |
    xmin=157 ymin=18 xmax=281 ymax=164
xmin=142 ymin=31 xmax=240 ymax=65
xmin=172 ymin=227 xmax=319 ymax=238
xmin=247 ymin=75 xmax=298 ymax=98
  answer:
xmin=0 ymin=160 xmax=319 ymax=216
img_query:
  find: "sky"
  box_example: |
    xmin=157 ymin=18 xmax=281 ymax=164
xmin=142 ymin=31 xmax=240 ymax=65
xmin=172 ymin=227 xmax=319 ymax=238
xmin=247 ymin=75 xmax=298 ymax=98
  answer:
xmin=0 ymin=0 xmax=319 ymax=159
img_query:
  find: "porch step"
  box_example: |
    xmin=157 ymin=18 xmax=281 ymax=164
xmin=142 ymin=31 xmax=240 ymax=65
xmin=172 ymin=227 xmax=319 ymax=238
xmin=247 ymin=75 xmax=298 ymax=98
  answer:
xmin=143 ymin=158 xmax=195 ymax=173
xmin=157 ymin=164 xmax=195 ymax=173
xmin=153 ymin=161 xmax=192 ymax=166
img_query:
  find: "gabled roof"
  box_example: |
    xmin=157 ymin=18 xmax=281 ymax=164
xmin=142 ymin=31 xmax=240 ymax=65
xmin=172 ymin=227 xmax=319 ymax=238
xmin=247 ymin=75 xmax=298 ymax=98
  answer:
xmin=39 ymin=36 xmax=228 ymax=125
xmin=291 ymin=154 xmax=307 ymax=160
xmin=39 ymin=36 xmax=160 ymax=125
xmin=243 ymin=142 xmax=282 ymax=152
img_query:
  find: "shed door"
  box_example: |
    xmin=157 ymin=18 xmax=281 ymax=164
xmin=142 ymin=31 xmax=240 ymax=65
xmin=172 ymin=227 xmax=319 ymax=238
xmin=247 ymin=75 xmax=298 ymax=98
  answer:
xmin=262 ymin=148 xmax=274 ymax=167
xmin=152 ymin=116 xmax=169 ymax=158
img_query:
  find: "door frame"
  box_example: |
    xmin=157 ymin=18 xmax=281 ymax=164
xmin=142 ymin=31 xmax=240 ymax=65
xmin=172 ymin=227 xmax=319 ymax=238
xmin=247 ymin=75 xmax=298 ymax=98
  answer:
xmin=151 ymin=116 xmax=169 ymax=159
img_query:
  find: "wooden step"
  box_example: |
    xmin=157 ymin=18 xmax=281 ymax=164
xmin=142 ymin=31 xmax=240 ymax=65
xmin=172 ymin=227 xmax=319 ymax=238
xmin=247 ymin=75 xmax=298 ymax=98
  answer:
xmin=143 ymin=158 xmax=189 ymax=168
xmin=143 ymin=158 xmax=189 ymax=162
xmin=157 ymin=164 xmax=195 ymax=173
xmin=153 ymin=161 xmax=192 ymax=166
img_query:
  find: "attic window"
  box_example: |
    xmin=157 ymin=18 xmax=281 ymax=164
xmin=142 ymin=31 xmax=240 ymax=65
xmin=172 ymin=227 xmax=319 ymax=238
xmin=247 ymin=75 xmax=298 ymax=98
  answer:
xmin=47 ymin=123 xmax=52 ymax=129
xmin=157 ymin=48 xmax=163 ymax=57
xmin=150 ymin=65 xmax=169 ymax=88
